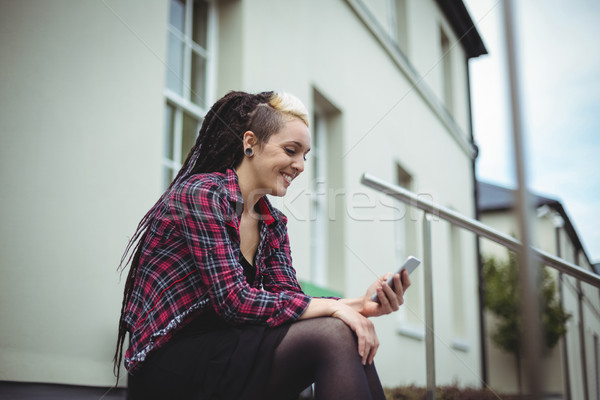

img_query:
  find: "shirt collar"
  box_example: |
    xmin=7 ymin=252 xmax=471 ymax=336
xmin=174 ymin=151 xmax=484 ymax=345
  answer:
xmin=257 ymin=196 xmax=277 ymax=225
xmin=225 ymin=169 xmax=281 ymax=226
xmin=224 ymin=168 xmax=243 ymax=208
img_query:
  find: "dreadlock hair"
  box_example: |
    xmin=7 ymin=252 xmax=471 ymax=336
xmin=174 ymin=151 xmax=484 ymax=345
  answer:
xmin=112 ymin=90 xmax=309 ymax=383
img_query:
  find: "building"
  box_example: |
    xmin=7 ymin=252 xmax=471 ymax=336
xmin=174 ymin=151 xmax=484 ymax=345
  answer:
xmin=0 ymin=0 xmax=486 ymax=391
xmin=478 ymin=181 xmax=600 ymax=399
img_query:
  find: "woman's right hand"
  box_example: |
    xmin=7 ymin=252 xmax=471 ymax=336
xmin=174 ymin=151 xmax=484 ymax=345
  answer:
xmin=299 ymin=298 xmax=380 ymax=365
xmin=331 ymin=302 xmax=379 ymax=365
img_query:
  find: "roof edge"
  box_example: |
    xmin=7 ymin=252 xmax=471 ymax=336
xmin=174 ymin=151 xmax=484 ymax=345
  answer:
xmin=435 ymin=0 xmax=488 ymax=59
xmin=477 ymin=180 xmax=595 ymax=269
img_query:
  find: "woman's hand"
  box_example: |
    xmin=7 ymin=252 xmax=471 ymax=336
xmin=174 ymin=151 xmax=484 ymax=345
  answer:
xmin=299 ymin=298 xmax=380 ymax=365
xmin=331 ymin=302 xmax=379 ymax=365
xmin=299 ymin=268 xmax=411 ymax=364
xmin=359 ymin=269 xmax=411 ymax=318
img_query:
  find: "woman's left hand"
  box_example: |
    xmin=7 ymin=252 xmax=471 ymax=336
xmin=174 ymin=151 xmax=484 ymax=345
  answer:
xmin=359 ymin=270 xmax=411 ymax=317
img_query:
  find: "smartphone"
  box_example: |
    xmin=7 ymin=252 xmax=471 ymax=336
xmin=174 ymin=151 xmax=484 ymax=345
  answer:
xmin=370 ymin=256 xmax=421 ymax=303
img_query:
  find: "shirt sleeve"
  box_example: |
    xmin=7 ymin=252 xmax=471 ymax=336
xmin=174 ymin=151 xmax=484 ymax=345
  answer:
xmin=171 ymin=177 xmax=311 ymax=327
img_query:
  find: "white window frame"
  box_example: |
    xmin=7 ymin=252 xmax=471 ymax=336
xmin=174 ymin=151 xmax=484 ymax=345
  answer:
xmin=394 ymin=164 xmax=425 ymax=338
xmin=163 ymin=0 xmax=217 ymax=188
xmin=449 ymin=220 xmax=471 ymax=352
xmin=310 ymin=111 xmax=328 ymax=287
xmin=440 ymin=26 xmax=454 ymax=116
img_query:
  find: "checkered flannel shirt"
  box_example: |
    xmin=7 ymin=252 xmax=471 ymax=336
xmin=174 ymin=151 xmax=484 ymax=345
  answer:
xmin=123 ymin=169 xmax=311 ymax=372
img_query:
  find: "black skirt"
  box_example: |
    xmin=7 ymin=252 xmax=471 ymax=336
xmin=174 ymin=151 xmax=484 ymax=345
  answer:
xmin=128 ymin=314 xmax=291 ymax=400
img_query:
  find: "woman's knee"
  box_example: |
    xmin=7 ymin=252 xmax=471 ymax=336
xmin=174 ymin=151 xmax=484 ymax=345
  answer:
xmin=282 ymin=317 xmax=358 ymax=357
xmin=309 ymin=317 xmax=357 ymax=352
xmin=317 ymin=317 xmax=351 ymax=335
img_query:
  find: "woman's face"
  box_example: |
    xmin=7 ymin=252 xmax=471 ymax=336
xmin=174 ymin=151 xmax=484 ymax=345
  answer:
xmin=252 ymin=118 xmax=311 ymax=197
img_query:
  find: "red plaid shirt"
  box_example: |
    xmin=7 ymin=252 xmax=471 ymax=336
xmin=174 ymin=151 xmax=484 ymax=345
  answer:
xmin=123 ymin=169 xmax=311 ymax=372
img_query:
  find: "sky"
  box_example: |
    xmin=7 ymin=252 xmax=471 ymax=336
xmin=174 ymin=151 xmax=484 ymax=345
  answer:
xmin=464 ymin=0 xmax=600 ymax=263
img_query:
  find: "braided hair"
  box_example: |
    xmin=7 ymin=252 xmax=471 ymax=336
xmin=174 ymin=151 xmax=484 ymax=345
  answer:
xmin=113 ymin=90 xmax=309 ymax=382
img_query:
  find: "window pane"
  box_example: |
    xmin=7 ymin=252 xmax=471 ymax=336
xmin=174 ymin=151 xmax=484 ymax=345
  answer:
xmin=364 ymin=0 xmax=392 ymax=37
xmin=395 ymin=0 xmax=408 ymax=53
xmin=441 ymin=29 xmax=453 ymax=114
xmin=181 ymin=112 xmax=200 ymax=162
xmin=166 ymin=32 xmax=184 ymax=95
xmin=169 ymin=0 xmax=185 ymax=32
xmin=164 ymin=103 xmax=175 ymax=159
xmin=192 ymin=0 xmax=209 ymax=48
xmin=191 ymin=52 xmax=207 ymax=106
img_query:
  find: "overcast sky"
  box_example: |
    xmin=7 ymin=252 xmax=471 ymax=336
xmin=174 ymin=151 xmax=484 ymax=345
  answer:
xmin=464 ymin=0 xmax=600 ymax=263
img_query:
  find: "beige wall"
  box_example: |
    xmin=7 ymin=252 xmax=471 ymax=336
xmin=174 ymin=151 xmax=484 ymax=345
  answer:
xmin=0 ymin=0 xmax=168 ymax=386
xmin=223 ymin=0 xmax=481 ymax=388
xmin=0 ymin=0 xmax=483 ymax=390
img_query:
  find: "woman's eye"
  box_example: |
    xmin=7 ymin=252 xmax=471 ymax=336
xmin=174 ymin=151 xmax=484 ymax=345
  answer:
xmin=285 ymin=147 xmax=307 ymax=161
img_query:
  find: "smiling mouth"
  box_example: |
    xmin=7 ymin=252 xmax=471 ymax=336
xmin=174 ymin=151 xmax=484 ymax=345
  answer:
xmin=282 ymin=173 xmax=293 ymax=184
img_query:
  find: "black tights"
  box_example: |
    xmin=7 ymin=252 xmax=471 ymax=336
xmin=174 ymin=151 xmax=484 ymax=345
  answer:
xmin=264 ymin=317 xmax=386 ymax=400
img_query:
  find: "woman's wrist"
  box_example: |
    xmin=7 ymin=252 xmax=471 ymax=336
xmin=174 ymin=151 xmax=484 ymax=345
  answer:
xmin=339 ymin=297 xmax=366 ymax=315
xmin=299 ymin=297 xmax=340 ymax=320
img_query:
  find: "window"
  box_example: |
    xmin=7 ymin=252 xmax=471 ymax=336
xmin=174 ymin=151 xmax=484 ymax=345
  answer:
xmin=164 ymin=0 xmax=215 ymax=189
xmin=309 ymin=90 xmax=344 ymax=293
xmin=310 ymin=110 xmax=328 ymax=287
xmin=450 ymin=222 xmax=466 ymax=338
xmin=440 ymin=27 xmax=454 ymax=115
xmin=391 ymin=0 xmax=408 ymax=54
xmin=394 ymin=164 xmax=414 ymax=263
xmin=394 ymin=164 xmax=422 ymax=327
xmin=363 ymin=0 xmax=393 ymax=37
xmin=362 ymin=0 xmax=408 ymax=54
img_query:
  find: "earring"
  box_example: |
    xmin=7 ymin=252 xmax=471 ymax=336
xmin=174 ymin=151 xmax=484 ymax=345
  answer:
xmin=245 ymin=148 xmax=254 ymax=157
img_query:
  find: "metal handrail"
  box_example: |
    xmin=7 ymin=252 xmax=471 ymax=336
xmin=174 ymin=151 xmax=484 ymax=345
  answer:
xmin=362 ymin=172 xmax=599 ymax=399
xmin=361 ymin=173 xmax=600 ymax=288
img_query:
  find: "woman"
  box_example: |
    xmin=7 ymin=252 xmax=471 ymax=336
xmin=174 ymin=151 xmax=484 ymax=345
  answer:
xmin=114 ymin=90 xmax=410 ymax=400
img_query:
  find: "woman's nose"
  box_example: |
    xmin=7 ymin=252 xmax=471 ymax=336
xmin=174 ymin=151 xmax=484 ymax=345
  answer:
xmin=292 ymin=156 xmax=304 ymax=174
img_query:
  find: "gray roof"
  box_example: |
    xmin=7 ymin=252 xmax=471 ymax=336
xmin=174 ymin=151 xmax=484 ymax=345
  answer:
xmin=477 ymin=181 xmax=560 ymax=212
xmin=477 ymin=181 xmax=589 ymax=263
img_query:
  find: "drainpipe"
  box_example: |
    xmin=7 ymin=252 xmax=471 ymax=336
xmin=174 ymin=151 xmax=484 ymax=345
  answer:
xmin=465 ymin=58 xmax=488 ymax=387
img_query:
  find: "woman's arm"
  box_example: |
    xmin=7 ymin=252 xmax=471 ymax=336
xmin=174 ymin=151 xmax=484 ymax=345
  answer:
xmin=297 ymin=270 xmax=411 ymax=365
xmin=174 ymin=177 xmax=311 ymax=327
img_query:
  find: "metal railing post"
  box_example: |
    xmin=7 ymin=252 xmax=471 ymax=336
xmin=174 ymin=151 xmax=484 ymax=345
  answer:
xmin=423 ymin=212 xmax=436 ymax=400
xmin=502 ymin=0 xmax=543 ymax=396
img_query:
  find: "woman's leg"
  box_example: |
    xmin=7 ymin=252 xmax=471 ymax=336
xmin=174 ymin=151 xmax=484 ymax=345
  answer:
xmin=263 ymin=317 xmax=385 ymax=400
xmin=364 ymin=362 xmax=386 ymax=399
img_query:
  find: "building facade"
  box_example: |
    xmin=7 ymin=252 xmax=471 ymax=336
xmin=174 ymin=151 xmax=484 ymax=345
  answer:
xmin=478 ymin=181 xmax=600 ymax=399
xmin=0 ymin=0 xmax=486 ymax=389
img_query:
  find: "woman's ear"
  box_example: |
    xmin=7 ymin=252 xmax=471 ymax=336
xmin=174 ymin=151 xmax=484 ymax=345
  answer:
xmin=243 ymin=131 xmax=258 ymax=148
